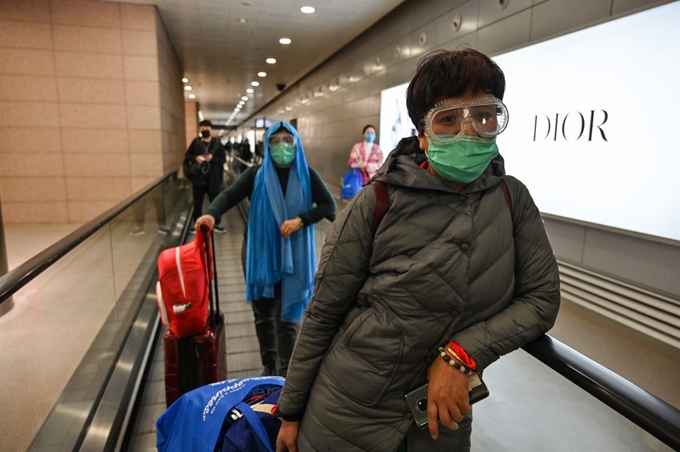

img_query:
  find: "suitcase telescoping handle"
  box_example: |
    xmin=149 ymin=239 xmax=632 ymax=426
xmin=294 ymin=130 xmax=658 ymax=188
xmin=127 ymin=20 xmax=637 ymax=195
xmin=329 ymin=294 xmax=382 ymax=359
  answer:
xmin=199 ymin=223 xmax=221 ymax=329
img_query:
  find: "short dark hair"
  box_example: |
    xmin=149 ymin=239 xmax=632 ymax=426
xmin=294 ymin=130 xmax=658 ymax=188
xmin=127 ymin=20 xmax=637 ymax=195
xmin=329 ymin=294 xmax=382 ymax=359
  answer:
xmin=362 ymin=124 xmax=376 ymax=134
xmin=406 ymin=49 xmax=505 ymax=131
xmin=198 ymin=119 xmax=212 ymax=128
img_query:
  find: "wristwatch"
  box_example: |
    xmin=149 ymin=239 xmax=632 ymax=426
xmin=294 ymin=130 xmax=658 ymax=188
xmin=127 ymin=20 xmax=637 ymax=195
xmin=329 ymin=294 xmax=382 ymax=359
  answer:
xmin=296 ymin=217 xmax=305 ymax=227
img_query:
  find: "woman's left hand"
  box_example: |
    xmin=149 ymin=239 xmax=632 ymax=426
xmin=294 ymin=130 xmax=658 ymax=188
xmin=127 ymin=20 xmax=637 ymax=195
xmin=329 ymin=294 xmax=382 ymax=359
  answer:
xmin=281 ymin=218 xmax=303 ymax=238
xmin=426 ymin=356 xmax=471 ymax=439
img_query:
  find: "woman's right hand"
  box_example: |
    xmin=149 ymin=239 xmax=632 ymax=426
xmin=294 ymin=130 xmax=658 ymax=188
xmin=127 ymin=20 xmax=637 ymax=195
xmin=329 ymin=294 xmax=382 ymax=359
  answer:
xmin=195 ymin=215 xmax=215 ymax=231
xmin=276 ymin=420 xmax=300 ymax=452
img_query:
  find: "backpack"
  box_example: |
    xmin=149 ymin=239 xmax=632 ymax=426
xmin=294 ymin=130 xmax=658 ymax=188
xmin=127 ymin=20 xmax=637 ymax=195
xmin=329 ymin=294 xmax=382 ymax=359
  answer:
xmin=156 ymin=377 xmax=285 ymax=452
xmin=156 ymin=228 xmax=212 ymax=338
xmin=370 ymin=179 xmax=513 ymax=238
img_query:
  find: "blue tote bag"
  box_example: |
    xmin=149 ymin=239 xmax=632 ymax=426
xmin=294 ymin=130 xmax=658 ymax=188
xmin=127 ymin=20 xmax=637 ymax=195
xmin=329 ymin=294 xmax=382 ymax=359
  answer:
xmin=341 ymin=167 xmax=363 ymax=200
xmin=156 ymin=376 xmax=284 ymax=452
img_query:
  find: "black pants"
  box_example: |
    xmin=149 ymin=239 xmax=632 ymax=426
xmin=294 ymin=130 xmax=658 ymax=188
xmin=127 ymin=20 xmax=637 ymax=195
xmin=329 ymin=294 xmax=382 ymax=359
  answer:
xmin=251 ymin=285 xmax=300 ymax=377
xmin=242 ymin=242 xmax=299 ymax=377
xmin=192 ymin=184 xmax=220 ymax=224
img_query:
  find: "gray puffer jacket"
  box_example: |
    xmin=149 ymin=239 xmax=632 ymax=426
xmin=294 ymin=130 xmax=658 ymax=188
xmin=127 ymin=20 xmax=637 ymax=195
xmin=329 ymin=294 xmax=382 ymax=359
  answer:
xmin=277 ymin=136 xmax=560 ymax=451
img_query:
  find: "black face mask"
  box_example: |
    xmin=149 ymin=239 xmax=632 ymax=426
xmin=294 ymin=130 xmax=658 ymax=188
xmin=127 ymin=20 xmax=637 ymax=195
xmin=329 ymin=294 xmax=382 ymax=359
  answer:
xmin=200 ymin=130 xmax=211 ymax=138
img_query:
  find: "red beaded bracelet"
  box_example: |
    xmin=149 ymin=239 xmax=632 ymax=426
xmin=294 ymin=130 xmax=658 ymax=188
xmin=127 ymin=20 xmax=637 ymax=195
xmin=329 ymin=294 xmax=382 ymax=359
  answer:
xmin=438 ymin=347 xmax=472 ymax=375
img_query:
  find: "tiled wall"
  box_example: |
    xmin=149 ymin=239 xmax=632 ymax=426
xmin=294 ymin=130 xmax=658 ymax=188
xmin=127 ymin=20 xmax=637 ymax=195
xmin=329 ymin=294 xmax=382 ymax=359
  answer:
xmin=0 ymin=0 xmax=185 ymax=223
xmin=184 ymin=100 xmax=198 ymax=147
xmin=245 ymin=0 xmax=679 ymax=297
xmin=156 ymin=10 xmax=185 ymax=176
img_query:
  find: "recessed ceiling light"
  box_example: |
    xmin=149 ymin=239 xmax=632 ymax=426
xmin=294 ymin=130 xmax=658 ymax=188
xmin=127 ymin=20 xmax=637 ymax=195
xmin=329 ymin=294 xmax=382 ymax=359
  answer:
xmin=279 ymin=38 xmax=291 ymax=45
xmin=239 ymin=101 xmax=245 ymax=105
xmin=266 ymin=58 xmax=276 ymax=64
xmin=246 ymin=88 xmax=254 ymax=93
xmin=251 ymin=81 xmax=260 ymax=86
xmin=184 ymin=86 xmax=192 ymax=90
xmin=301 ymin=6 xmax=315 ymax=14
xmin=237 ymin=18 xmax=247 ymax=23
xmin=188 ymin=94 xmax=196 ymax=99
xmin=258 ymin=72 xmax=267 ymax=77
xmin=241 ymin=96 xmax=248 ymax=100
xmin=182 ymin=77 xmax=188 ymax=83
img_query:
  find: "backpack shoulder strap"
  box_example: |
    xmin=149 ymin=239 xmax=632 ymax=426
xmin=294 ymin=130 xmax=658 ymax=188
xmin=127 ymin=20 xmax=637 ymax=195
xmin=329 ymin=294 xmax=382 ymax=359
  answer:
xmin=499 ymin=179 xmax=514 ymax=219
xmin=371 ymin=181 xmax=390 ymax=239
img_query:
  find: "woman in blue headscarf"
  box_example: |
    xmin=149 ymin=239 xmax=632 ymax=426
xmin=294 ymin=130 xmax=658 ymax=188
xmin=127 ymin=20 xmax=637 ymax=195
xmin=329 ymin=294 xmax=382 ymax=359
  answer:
xmin=196 ymin=122 xmax=336 ymax=377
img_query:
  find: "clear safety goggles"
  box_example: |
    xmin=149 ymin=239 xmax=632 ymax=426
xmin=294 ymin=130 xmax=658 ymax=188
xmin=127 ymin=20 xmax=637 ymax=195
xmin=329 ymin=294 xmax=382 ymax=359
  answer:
xmin=423 ymin=94 xmax=509 ymax=144
xmin=268 ymin=134 xmax=296 ymax=148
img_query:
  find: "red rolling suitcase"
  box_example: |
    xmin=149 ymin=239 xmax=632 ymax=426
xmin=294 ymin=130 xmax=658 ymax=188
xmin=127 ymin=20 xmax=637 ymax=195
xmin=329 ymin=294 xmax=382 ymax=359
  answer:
xmin=163 ymin=225 xmax=227 ymax=407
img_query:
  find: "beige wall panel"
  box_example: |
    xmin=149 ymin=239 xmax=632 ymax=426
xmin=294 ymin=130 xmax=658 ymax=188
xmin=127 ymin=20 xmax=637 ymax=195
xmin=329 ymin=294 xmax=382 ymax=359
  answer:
xmin=126 ymin=105 xmax=160 ymax=130
xmin=0 ymin=3 xmax=171 ymax=224
xmin=53 ymin=25 xmax=122 ymax=54
xmin=157 ymin=64 xmax=172 ymax=92
xmin=130 ymin=153 xmax=162 ymax=177
xmin=66 ymin=177 xmax=131 ymax=201
xmin=55 ymin=51 xmax=123 ymax=79
xmin=0 ymin=177 xmax=66 ymax=202
xmin=0 ymin=75 xmax=57 ymax=102
xmin=0 ymin=0 xmax=50 ymax=22
xmin=57 ymin=78 xmax=125 ymax=104
xmin=184 ymin=100 xmax=197 ymax=146
xmin=159 ymin=108 xmax=171 ymax=132
xmin=68 ymin=200 xmax=117 ymax=222
xmin=131 ymin=176 xmax=156 ymax=192
xmin=0 ymin=49 xmax=55 ymax=76
xmin=0 ymin=21 xmax=53 ymax=50
xmin=3 ymin=201 xmax=68 ymax=223
xmin=51 ymin=0 xmax=121 ymax=28
xmin=63 ymin=153 xmax=130 ymax=177
xmin=122 ymin=30 xmax=157 ymax=57
xmin=128 ymin=129 xmax=161 ymax=154
xmin=163 ymin=147 xmax=183 ymax=171
xmin=0 ymin=101 xmax=59 ymax=127
xmin=59 ymin=103 xmax=127 ymax=129
xmin=123 ymin=55 xmax=158 ymax=81
xmin=125 ymin=81 xmax=159 ymax=106
xmin=61 ymin=129 xmax=128 ymax=154
xmin=0 ymin=153 xmax=64 ymax=177
xmin=0 ymin=127 xmax=61 ymax=153
xmin=121 ymin=4 xmax=156 ymax=31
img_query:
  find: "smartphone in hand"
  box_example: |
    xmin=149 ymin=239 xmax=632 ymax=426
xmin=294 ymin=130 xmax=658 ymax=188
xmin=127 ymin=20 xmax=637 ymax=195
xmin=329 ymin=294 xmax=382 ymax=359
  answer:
xmin=405 ymin=372 xmax=490 ymax=429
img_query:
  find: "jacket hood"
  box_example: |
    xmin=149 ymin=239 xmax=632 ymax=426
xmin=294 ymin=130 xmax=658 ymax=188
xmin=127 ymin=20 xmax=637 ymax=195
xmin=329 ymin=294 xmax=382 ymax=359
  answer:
xmin=373 ymin=136 xmax=507 ymax=194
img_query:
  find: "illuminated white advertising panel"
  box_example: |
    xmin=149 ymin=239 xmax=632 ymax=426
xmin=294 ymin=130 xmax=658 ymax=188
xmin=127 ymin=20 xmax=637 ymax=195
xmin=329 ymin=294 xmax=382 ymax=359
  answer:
xmin=494 ymin=2 xmax=680 ymax=241
xmin=379 ymin=3 xmax=680 ymax=241
xmin=380 ymin=84 xmax=417 ymax=152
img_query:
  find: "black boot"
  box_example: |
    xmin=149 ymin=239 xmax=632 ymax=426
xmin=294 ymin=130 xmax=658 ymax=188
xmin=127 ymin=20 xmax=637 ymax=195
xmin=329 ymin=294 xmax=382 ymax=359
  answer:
xmin=261 ymin=362 xmax=277 ymax=377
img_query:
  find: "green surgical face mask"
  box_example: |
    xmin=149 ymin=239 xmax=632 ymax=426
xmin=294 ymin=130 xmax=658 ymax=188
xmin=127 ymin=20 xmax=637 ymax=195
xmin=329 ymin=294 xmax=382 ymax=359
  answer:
xmin=269 ymin=143 xmax=296 ymax=165
xmin=426 ymin=135 xmax=499 ymax=183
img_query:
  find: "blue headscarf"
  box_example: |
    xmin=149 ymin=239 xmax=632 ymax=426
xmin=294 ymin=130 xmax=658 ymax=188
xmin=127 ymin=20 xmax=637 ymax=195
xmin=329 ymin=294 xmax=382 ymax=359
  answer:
xmin=245 ymin=122 xmax=316 ymax=322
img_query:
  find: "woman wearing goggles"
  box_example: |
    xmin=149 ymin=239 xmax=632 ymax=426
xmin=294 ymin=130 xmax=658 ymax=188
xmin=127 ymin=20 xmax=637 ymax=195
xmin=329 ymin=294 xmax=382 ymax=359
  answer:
xmin=195 ymin=122 xmax=336 ymax=380
xmin=275 ymin=50 xmax=559 ymax=452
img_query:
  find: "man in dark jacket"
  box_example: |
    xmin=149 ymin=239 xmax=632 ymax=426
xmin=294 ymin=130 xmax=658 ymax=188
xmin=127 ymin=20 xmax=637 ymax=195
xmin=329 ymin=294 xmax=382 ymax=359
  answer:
xmin=183 ymin=120 xmax=227 ymax=233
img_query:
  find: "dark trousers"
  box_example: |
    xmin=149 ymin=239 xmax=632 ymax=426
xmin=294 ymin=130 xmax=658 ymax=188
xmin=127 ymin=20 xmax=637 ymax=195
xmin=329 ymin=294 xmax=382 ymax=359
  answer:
xmin=192 ymin=184 xmax=220 ymax=224
xmin=242 ymin=242 xmax=300 ymax=377
xmin=251 ymin=285 xmax=300 ymax=377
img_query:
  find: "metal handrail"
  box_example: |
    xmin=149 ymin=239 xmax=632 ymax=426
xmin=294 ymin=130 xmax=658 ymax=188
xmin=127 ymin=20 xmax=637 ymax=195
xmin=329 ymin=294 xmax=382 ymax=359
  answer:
xmin=0 ymin=169 xmax=178 ymax=304
xmin=523 ymin=334 xmax=680 ymax=448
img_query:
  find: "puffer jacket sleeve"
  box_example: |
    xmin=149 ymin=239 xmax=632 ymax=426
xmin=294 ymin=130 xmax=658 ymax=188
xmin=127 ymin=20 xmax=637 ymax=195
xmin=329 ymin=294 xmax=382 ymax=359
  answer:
xmin=450 ymin=176 xmax=561 ymax=371
xmin=276 ymin=185 xmax=376 ymax=417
